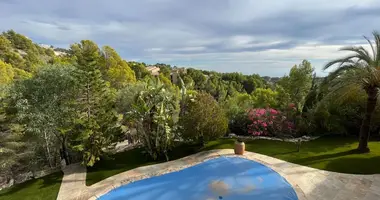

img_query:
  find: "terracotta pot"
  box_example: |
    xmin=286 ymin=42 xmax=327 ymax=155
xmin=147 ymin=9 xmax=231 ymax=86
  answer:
xmin=234 ymin=141 xmax=245 ymax=155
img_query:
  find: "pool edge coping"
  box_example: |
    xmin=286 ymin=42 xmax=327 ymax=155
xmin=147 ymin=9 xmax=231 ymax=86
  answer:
xmin=88 ymin=149 xmax=307 ymax=200
xmin=57 ymin=148 xmax=380 ymax=200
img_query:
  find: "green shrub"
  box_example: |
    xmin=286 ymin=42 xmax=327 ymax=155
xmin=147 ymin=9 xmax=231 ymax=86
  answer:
xmin=126 ymin=78 xmax=179 ymax=161
xmin=180 ymin=92 xmax=228 ymax=145
xmin=222 ymin=93 xmax=253 ymax=135
xmin=228 ymin=111 xmax=250 ymax=135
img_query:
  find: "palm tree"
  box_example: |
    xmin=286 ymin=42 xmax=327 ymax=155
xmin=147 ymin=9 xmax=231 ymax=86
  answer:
xmin=324 ymin=31 xmax=380 ymax=152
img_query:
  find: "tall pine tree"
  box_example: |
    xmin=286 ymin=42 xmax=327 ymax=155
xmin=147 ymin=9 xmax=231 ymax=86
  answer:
xmin=70 ymin=40 xmax=121 ymax=166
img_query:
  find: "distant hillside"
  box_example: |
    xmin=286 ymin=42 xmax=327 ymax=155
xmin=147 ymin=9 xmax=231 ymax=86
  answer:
xmin=0 ymin=30 xmax=321 ymax=88
xmin=0 ymin=30 xmax=59 ymax=79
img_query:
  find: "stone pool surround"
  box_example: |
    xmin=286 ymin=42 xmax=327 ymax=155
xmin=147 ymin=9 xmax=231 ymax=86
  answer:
xmin=57 ymin=149 xmax=380 ymax=200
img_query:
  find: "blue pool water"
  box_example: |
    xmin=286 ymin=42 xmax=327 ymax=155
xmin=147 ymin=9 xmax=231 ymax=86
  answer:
xmin=99 ymin=157 xmax=298 ymax=200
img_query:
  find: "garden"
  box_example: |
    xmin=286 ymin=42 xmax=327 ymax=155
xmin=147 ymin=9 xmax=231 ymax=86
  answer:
xmin=1 ymin=30 xmax=380 ymax=199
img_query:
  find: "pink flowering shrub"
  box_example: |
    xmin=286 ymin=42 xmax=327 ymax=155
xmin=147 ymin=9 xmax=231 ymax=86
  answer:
xmin=247 ymin=108 xmax=295 ymax=136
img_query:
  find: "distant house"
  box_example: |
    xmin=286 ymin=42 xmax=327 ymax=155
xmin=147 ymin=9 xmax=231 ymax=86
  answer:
xmin=146 ymin=65 xmax=188 ymax=84
xmin=170 ymin=67 xmax=187 ymax=84
xmin=262 ymin=76 xmax=280 ymax=84
xmin=146 ymin=66 xmax=160 ymax=76
xmin=54 ymin=51 xmax=67 ymax=56
xmin=53 ymin=47 xmax=69 ymax=56
xmin=38 ymin=44 xmax=52 ymax=49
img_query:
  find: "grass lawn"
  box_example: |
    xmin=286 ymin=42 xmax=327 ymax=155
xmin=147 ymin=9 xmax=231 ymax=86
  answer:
xmin=0 ymin=172 xmax=63 ymax=200
xmin=204 ymin=136 xmax=380 ymax=174
xmin=87 ymin=136 xmax=380 ymax=185
xmin=86 ymin=143 xmax=200 ymax=185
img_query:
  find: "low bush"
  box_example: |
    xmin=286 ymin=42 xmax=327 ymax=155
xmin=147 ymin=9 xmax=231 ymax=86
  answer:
xmin=247 ymin=108 xmax=295 ymax=137
xmin=180 ymin=92 xmax=228 ymax=145
xmin=228 ymin=111 xmax=251 ymax=135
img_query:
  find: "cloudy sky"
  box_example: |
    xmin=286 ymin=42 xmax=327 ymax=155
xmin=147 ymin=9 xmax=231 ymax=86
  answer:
xmin=1 ymin=0 xmax=380 ymax=76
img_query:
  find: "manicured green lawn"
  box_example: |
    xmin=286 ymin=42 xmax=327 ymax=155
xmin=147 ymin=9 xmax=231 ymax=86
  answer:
xmin=0 ymin=172 xmax=63 ymax=200
xmin=204 ymin=137 xmax=380 ymax=174
xmin=86 ymin=143 xmax=200 ymax=185
xmin=87 ymin=136 xmax=380 ymax=185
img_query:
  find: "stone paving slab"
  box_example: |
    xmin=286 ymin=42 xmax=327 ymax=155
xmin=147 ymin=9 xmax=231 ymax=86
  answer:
xmin=56 ymin=149 xmax=380 ymax=200
xmin=56 ymin=163 xmax=89 ymax=200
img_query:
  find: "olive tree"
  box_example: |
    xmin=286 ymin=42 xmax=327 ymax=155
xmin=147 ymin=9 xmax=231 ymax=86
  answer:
xmin=12 ymin=65 xmax=80 ymax=166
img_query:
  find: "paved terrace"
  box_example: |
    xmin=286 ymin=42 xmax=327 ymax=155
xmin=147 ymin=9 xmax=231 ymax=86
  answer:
xmin=57 ymin=149 xmax=380 ymax=200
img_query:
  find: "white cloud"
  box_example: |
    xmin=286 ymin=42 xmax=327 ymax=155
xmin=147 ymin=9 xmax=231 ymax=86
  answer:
xmin=174 ymin=47 xmax=206 ymax=52
xmin=0 ymin=0 xmax=379 ymax=76
xmin=145 ymin=48 xmax=164 ymax=52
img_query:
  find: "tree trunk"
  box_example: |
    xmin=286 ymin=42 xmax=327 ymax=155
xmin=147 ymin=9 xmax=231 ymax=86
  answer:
xmin=44 ymin=131 xmax=53 ymax=168
xmin=61 ymin=136 xmax=70 ymax=165
xmin=358 ymin=88 xmax=378 ymax=152
xmin=199 ymin=135 xmax=205 ymax=147
xmin=87 ymin=83 xmax=91 ymax=121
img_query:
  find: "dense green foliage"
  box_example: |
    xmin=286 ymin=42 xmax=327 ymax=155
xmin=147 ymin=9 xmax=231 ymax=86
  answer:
xmin=181 ymin=92 xmax=228 ymax=145
xmin=0 ymin=61 xmax=14 ymax=84
xmin=11 ymin=65 xmax=80 ymax=169
xmin=100 ymin=46 xmax=136 ymax=88
xmin=70 ymin=40 xmax=122 ymax=166
xmin=277 ymin=60 xmax=314 ymax=112
xmin=125 ymin=79 xmax=179 ymax=160
xmin=128 ymin=62 xmax=151 ymax=80
xmin=0 ymin=30 xmax=54 ymax=75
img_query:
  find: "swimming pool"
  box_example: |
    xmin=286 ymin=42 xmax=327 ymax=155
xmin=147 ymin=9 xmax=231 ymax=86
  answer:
xmin=99 ymin=156 xmax=298 ymax=200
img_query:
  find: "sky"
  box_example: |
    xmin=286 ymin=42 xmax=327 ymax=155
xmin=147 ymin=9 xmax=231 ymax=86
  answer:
xmin=1 ymin=0 xmax=380 ymax=77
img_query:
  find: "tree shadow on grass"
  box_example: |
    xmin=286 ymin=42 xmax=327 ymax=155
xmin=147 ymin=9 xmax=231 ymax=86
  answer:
xmin=291 ymin=149 xmax=360 ymax=165
xmin=272 ymin=150 xmax=300 ymax=156
xmin=287 ymin=148 xmax=380 ymax=174
xmin=202 ymin=139 xmax=234 ymax=151
xmin=323 ymin=156 xmax=380 ymax=174
xmin=0 ymin=171 xmax=63 ymax=198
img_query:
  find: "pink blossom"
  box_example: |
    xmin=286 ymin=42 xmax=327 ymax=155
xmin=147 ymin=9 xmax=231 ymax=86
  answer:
xmin=248 ymin=107 xmax=294 ymax=136
xmin=269 ymin=109 xmax=278 ymax=115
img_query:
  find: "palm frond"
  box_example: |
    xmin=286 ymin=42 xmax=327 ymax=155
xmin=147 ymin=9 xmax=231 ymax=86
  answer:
xmin=325 ymin=64 xmax=362 ymax=83
xmin=364 ymin=35 xmax=376 ymax=60
xmin=327 ymin=67 xmax=368 ymax=99
xmin=373 ymin=31 xmax=380 ymax=66
xmin=323 ymin=55 xmax=357 ymax=70
xmin=322 ymin=31 xmax=380 ymax=107
xmin=325 ymin=32 xmax=380 ymax=71
xmin=339 ymin=46 xmax=373 ymax=65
